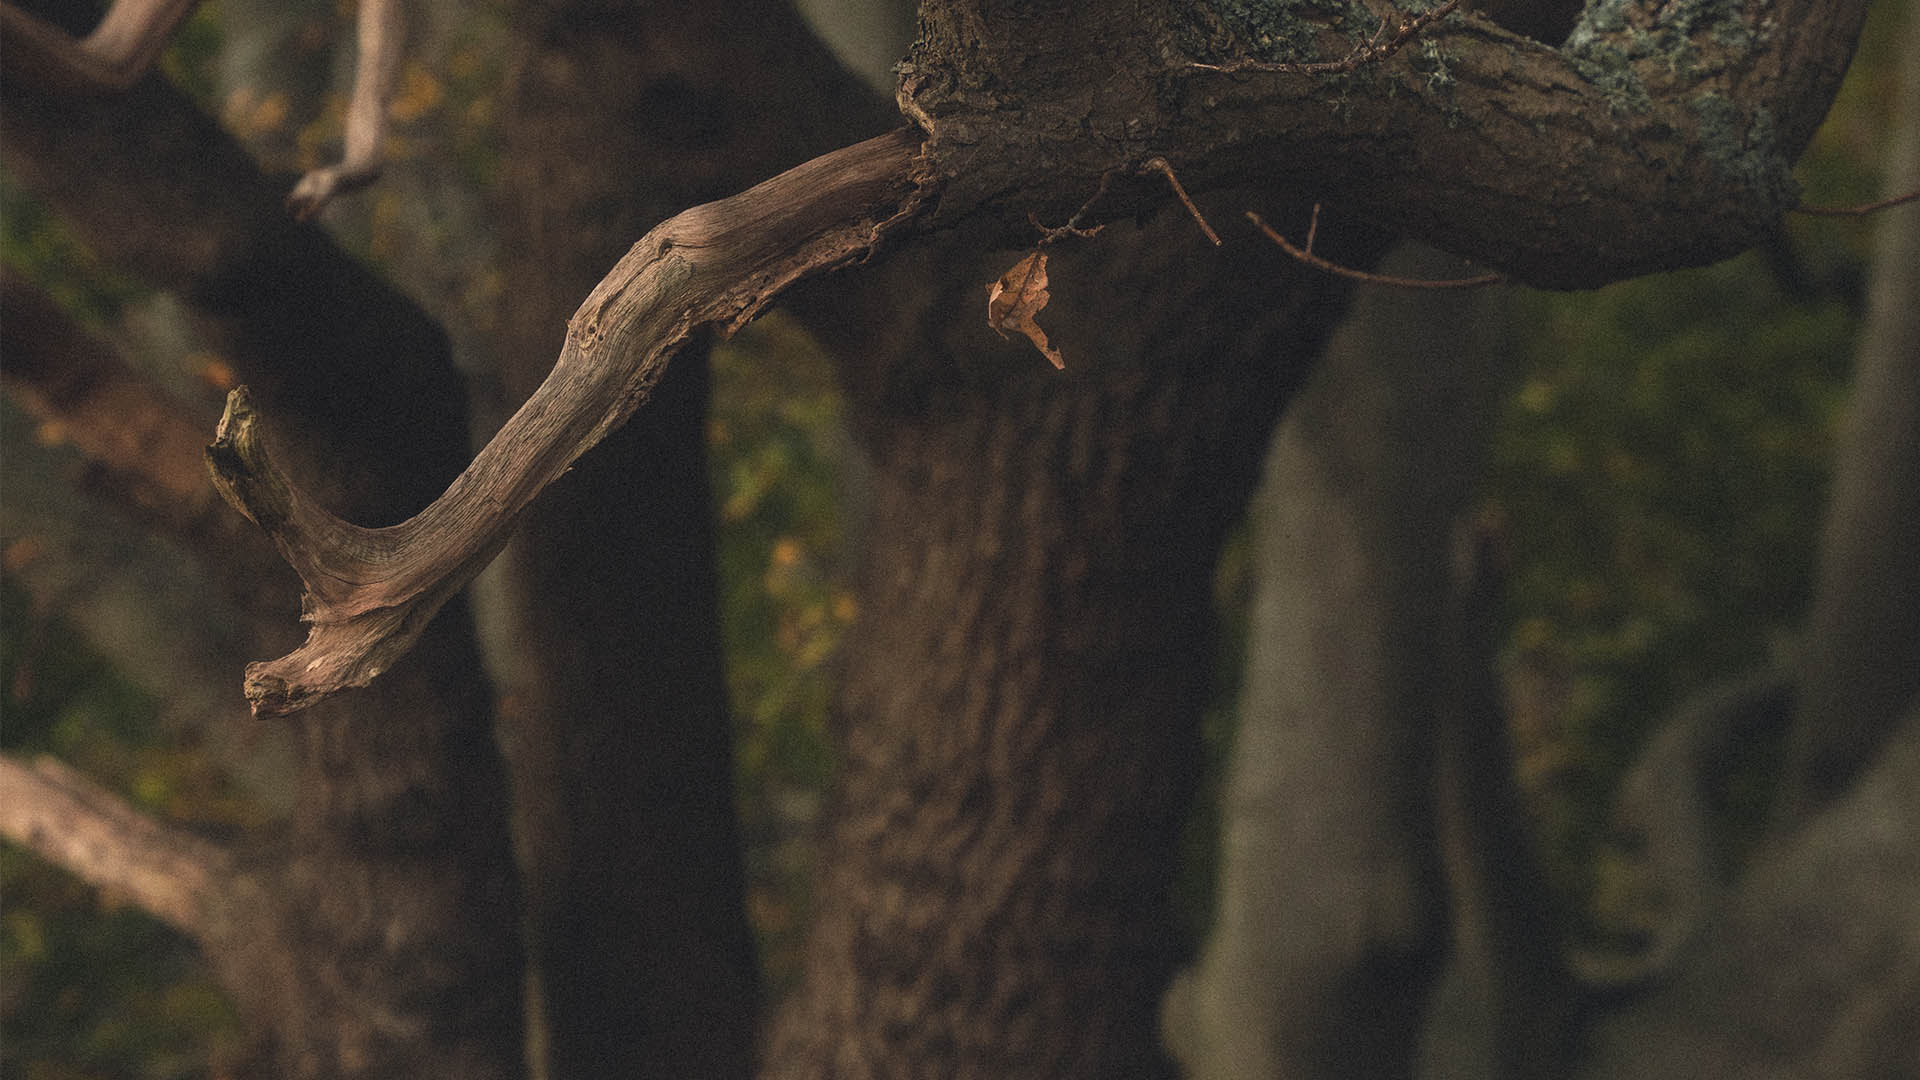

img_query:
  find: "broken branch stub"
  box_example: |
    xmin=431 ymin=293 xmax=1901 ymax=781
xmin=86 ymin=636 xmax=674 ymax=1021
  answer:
xmin=207 ymin=127 xmax=930 ymax=717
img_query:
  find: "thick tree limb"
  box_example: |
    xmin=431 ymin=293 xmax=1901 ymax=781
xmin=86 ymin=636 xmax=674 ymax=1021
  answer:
xmin=900 ymin=0 xmax=1868 ymax=287
xmin=207 ymin=0 xmax=1868 ymax=712
xmin=0 ymin=753 xmax=232 ymax=940
xmin=206 ymin=127 xmax=930 ymax=717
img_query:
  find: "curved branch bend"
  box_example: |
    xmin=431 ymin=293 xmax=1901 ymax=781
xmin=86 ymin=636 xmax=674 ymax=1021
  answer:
xmin=206 ymin=128 xmax=931 ymax=717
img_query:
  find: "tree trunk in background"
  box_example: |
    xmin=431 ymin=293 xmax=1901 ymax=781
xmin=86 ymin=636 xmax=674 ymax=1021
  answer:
xmin=1779 ymin=0 xmax=1920 ymax=826
xmin=764 ymin=200 xmax=1387 ymax=1077
xmin=490 ymin=2 xmax=894 ymax=1074
xmin=1579 ymin=697 xmax=1920 ymax=1079
xmin=1579 ymin=9 xmax=1920 ymax=1074
xmin=1162 ymin=245 xmax=1515 ymax=1080
xmin=0 ymin=33 xmax=524 ymax=1076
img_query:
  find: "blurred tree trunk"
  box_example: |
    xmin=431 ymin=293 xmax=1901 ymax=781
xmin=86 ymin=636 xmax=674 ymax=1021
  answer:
xmin=488 ymin=2 xmax=894 ymax=1074
xmin=763 ymin=200 xmax=1387 ymax=1078
xmin=1778 ymin=0 xmax=1920 ymax=826
xmin=1578 ymin=8 xmax=1920 ymax=1075
xmin=0 ymin=18 xmax=525 ymax=1075
xmin=1163 ymin=245 xmax=1522 ymax=1080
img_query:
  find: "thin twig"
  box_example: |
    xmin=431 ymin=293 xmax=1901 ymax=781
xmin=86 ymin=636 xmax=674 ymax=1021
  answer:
xmin=1247 ymin=210 xmax=1505 ymax=289
xmin=1142 ymin=158 xmax=1222 ymax=246
xmin=1791 ymin=189 xmax=1920 ymax=217
xmin=1032 ymin=171 xmax=1116 ymax=244
xmin=1191 ymin=0 xmax=1467 ymax=76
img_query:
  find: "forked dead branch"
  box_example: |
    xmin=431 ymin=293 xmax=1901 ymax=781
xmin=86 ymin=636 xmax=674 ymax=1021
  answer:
xmin=206 ymin=128 xmax=929 ymax=716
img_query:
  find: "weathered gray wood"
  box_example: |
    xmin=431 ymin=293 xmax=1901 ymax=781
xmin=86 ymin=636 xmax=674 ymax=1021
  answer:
xmin=207 ymin=127 xmax=928 ymax=716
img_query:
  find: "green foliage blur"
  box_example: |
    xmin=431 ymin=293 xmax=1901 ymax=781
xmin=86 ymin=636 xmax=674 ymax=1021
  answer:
xmin=708 ymin=314 xmax=859 ymax=992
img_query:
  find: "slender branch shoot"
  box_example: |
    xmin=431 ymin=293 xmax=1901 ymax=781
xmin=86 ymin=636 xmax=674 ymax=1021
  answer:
xmin=1144 ymin=158 xmax=1221 ymax=246
xmin=1792 ymin=189 xmax=1920 ymax=217
xmin=1248 ymin=210 xmax=1505 ymax=289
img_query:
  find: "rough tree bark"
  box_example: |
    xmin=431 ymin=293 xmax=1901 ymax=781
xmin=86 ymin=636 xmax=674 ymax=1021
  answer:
xmin=0 ymin=26 xmax=525 ymax=1076
xmin=756 ymin=199 xmax=1388 ymax=1077
xmin=487 ymin=1 xmax=894 ymax=1073
xmin=897 ymin=0 xmax=1868 ymax=285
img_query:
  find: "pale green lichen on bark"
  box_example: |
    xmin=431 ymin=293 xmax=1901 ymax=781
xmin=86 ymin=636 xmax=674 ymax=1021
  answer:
xmin=1691 ymin=93 xmax=1797 ymax=208
xmin=1561 ymin=0 xmax=1798 ymax=209
xmin=1179 ymin=0 xmax=1368 ymax=66
xmin=1566 ymin=0 xmax=1753 ymax=78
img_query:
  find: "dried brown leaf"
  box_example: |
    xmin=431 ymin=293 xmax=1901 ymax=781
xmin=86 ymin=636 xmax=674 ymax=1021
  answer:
xmin=987 ymin=250 xmax=1065 ymax=369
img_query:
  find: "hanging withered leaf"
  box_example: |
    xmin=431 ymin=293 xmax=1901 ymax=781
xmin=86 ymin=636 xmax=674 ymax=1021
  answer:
xmin=987 ymin=250 xmax=1065 ymax=369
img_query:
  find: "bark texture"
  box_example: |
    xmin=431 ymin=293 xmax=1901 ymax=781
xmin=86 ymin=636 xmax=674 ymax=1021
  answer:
xmin=1 ymin=37 xmax=524 ymax=1076
xmin=487 ymin=1 xmax=895 ymax=1073
xmin=900 ymin=0 xmax=1869 ymax=286
xmin=763 ymin=199 xmax=1388 ymax=1077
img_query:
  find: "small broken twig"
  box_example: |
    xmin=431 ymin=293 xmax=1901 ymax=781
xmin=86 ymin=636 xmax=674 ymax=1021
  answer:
xmin=1791 ymin=189 xmax=1920 ymax=217
xmin=1142 ymin=158 xmax=1221 ymax=246
xmin=1249 ymin=208 xmax=1505 ymax=289
xmin=1031 ymin=171 xmax=1116 ymax=245
xmin=1191 ymin=0 xmax=1467 ymax=76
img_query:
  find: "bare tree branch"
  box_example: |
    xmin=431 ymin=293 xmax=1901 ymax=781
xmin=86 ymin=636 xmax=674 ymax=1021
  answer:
xmin=901 ymin=0 xmax=1869 ymax=287
xmin=3 ymin=0 xmax=405 ymax=218
xmin=1248 ymin=210 xmax=1505 ymax=289
xmin=0 ymin=753 xmax=232 ymax=941
xmin=285 ymin=0 xmax=402 ymax=220
xmin=0 ymin=0 xmax=200 ymax=93
xmin=203 ymin=0 xmax=1869 ymax=713
xmin=205 ymin=127 xmax=930 ymax=717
